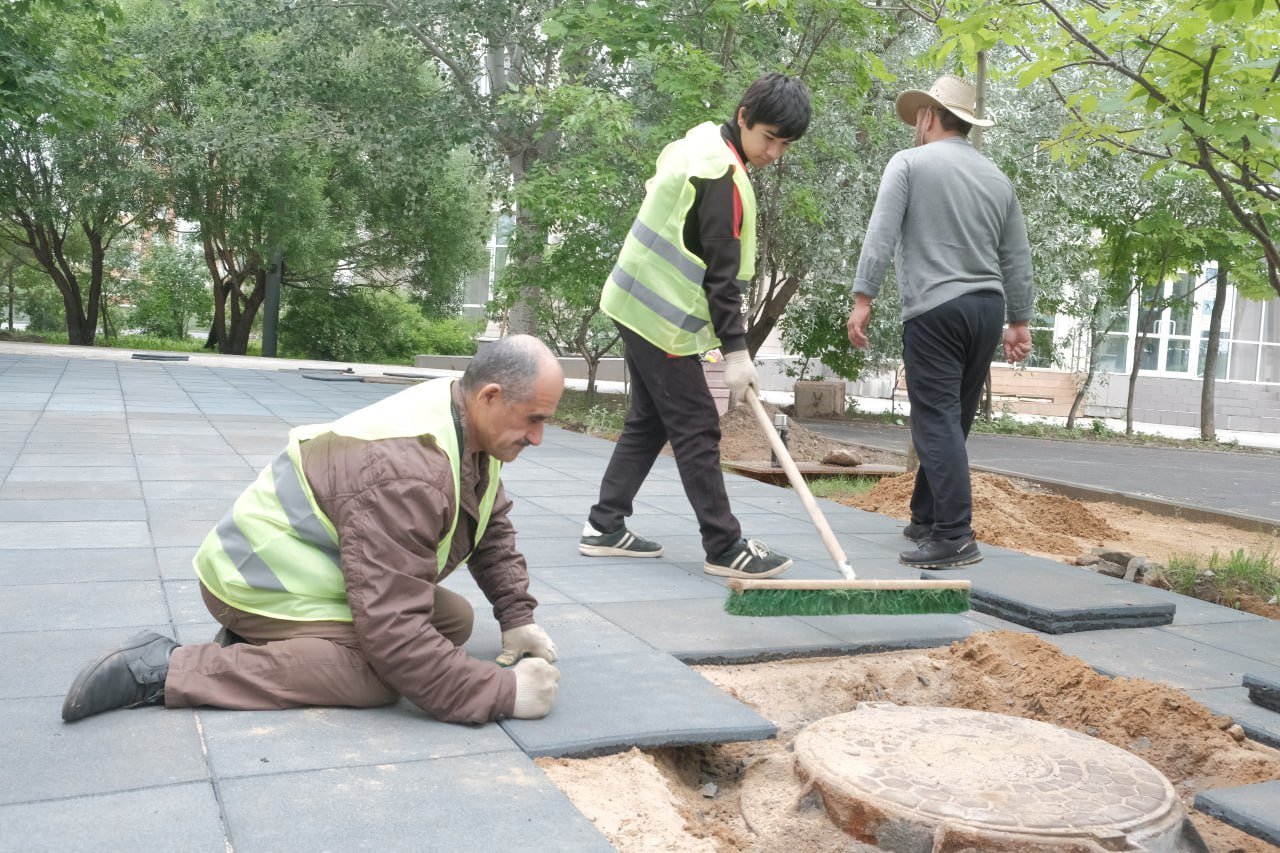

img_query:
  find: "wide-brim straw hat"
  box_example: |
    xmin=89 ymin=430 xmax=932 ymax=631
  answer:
xmin=895 ymin=74 xmax=995 ymax=128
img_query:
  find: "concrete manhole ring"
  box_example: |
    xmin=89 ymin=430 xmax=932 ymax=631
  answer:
xmin=794 ymin=703 xmax=1189 ymax=852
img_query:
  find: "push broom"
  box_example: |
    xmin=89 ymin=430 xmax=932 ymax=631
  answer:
xmin=723 ymin=388 xmax=971 ymax=617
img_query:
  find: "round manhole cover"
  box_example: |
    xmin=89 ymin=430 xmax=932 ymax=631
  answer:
xmin=794 ymin=703 xmax=1189 ymax=852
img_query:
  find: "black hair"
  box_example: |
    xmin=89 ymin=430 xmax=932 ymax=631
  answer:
xmin=933 ymin=107 xmax=973 ymax=137
xmin=461 ymin=334 xmax=553 ymax=402
xmin=737 ymin=73 xmax=811 ymax=141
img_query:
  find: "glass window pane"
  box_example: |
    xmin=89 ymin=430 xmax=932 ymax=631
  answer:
xmin=1098 ymin=333 xmax=1128 ymax=373
xmin=1168 ymin=273 xmax=1193 ymax=336
xmin=1228 ymin=342 xmax=1259 ymax=381
xmin=1259 ymin=344 xmax=1280 ymax=384
xmin=1232 ymin=299 xmax=1264 ymax=342
xmin=1198 ymin=332 xmax=1228 ymax=379
xmin=1138 ymin=336 xmax=1160 ymax=370
xmin=1139 ymin=285 xmax=1163 ymax=334
xmin=1027 ymin=327 xmax=1055 ymax=368
xmin=1164 ymin=339 xmax=1190 ymax=374
xmin=1262 ymin=303 xmax=1280 ymax=346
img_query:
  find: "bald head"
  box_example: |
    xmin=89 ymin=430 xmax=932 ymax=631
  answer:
xmin=461 ymin=334 xmax=563 ymax=403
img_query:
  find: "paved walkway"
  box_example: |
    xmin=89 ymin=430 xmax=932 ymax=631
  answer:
xmin=797 ymin=418 xmax=1280 ymax=527
xmin=1 ymin=344 xmax=1277 ymax=851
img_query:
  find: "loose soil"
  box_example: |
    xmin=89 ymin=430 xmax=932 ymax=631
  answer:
xmin=539 ymin=406 xmax=1280 ymax=852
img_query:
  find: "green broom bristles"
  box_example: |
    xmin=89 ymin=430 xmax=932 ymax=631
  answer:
xmin=724 ymin=586 xmax=971 ymax=617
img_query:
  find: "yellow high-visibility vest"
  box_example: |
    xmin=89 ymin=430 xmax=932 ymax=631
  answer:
xmin=194 ymin=378 xmax=502 ymax=621
xmin=601 ymin=121 xmax=757 ymax=355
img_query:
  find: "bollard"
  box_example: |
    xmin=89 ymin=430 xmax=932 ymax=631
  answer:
xmin=770 ymin=412 xmax=789 ymax=467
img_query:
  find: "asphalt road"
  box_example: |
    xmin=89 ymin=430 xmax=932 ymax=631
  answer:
xmin=796 ymin=418 xmax=1280 ymax=527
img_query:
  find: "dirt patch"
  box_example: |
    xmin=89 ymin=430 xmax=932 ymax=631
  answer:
xmin=715 ymin=401 xmax=902 ymax=468
xmin=541 ymin=634 xmax=1280 ymax=852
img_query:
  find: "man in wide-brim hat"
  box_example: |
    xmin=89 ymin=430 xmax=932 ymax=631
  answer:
xmin=847 ymin=73 xmax=1036 ymax=570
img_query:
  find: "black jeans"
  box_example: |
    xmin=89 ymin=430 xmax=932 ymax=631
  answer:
xmin=588 ymin=323 xmax=741 ymax=557
xmin=902 ymin=291 xmax=1004 ymax=541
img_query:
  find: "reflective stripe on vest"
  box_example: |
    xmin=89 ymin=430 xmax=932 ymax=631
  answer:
xmin=601 ymin=121 xmax=757 ymax=355
xmin=194 ymin=378 xmax=503 ymax=622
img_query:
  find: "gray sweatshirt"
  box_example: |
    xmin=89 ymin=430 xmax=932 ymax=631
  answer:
xmin=853 ymin=136 xmax=1034 ymax=324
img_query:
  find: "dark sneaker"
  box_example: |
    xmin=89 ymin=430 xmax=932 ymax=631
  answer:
xmin=579 ymin=524 xmax=664 ymax=558
xmin=704 ymin=538 xmax=793 ymax=579
xmin=902 ymin=522 xmax=932 ymax=544
xmin=899 ymin=536 xmax=983 ymax=569
xmin=62 ymin=631 xmax=179 ymax=722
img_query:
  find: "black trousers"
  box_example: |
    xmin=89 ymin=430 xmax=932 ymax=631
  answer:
xmin=902 ymin=291 xmax=1004 ymax=541
xmin=588 ymin=323 xmax=741 ymax=557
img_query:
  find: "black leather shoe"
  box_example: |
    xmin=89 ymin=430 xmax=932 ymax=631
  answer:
xmin=62 ymin=631 xmax=179 ymax=722
xmin=899 ymin=536 xmax=983 ymax=569
xmin=902 ymin=522 xmax=932 ymax=544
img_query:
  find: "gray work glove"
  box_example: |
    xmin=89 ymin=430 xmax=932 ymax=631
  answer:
xmin=724 ymin=349 xmax=759 ymax=404
xmin=511 ymin=657 xmax=560 ymax=719
xmin=495 ymin=623 xmax=558 ymax=667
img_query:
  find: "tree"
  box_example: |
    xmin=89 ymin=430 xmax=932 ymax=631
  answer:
xmin=0 ymin=0 xmax=120 ymax=129
xmin=118 ymin=240 xmax=212 ymax=339
xmin=130 ymin=0 xmax=487 ymax=354
xmin=940 ymin=0 xmax=1280 ymax=297
xmin=0 ymin=119 xmax=152 ymax=344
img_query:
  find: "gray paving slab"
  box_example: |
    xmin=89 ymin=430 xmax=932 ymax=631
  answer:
xmin=0 ymin=624 xmax=170 ymax=700
xmin=4 ymin=465 xmax=137 ymax=483
xmin=592 ymin=597 xmax=864 ymax=662
xmin=1051 ymin=627 xmax=1280 ymax=689
xmin=1161 ymin=619 xmax=1280 ymax=667
xmin=499 ymin=652 xmax=776 ymax=758
xmin=1242 ymin=673 xmax=1280 ymax=713
xmin=921 ymin=561 xmax=1176 ymax=633
xmin=1193 ymin=781 xmax=1280 ymax=847
xmin=2 ymin=581 xmax=168 ymax=632
xmin=0 ymin=479 xmax=143 ymax=500
xmin=0 ymin=498 xmax=147 ymax=522
xmin=1185 ymin=686 xmax=1280 ymax=750
xmin=0 ymin=547 xmax=158 ymax=584
xmin=215 ymin=752 xmax=612 ymax=853
xmin=1 ymin=698 xmax=208 ymax=804
xmin=197 ymin=701 xmax=519 ymax=778
xmin=528 ymin=560 xmax=727 ymax=604
xmin=0 ymin=781 xmax=227 ymax=853
xmin=0 ymin=520 xmax=152 ymax=549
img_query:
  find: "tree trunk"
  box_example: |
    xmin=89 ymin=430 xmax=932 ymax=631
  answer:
xmin=1199 ymin=264 xmax=1228 ymax=441
xmin=1066 ymin=298 xmax=1105 ymax=429
xmin=6 ymin=266 xmax=13 ymax=331
xmin=1125 ymin=321 xmax=1154 ymax=437
xmin=981 ymin=370 xmax=993 ymax=422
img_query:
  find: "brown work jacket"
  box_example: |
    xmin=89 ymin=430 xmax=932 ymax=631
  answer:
xmin=300 ymin=382 xmax=535 ymax=723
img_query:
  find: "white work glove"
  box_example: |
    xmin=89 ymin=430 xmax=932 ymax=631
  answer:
xmin=511 ymin=657 xmax=560 ymax=719
xmin=724 ymin=349 xmax=758 ymax=404
xmin=495 ymin=623 xmax=558 ymax=667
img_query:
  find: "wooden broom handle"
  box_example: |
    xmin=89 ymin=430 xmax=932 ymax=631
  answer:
xmin=744 ymin=387 xmax=853 ymax=577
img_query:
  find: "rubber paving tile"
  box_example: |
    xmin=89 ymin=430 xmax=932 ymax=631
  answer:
xmin=922 ymin=561 xmax=1176 ymax=633
xmin=196 ymin=701 xmax=520 ymax=778
xmin=1185 ymin=686 xmax=1280 ymax=750
xmin=0 ymin=782 xmax=226 ymax=853
xmin=499 ymin=652 xmax=776 ymax=758
xmin=1050 ymin=627 xmax=1280 ymax=690
xmin=214 ymin=753 xmax=613 ymax=853
xmin=1 ymin=698 xmax=209 ymax=805
xmin=1242 ymin=673 xmax=1280 ymax=713
xmin=1193 ymin=780 xmax=1280 ymax=847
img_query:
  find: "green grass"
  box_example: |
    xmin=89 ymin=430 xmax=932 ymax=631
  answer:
xmin=550 ymin=388 xmax=629 ymax=438
xmin=22 ymin=330 xmax=263 ymax=356
xmin=1155 ymin=548 xmax=1279 ymax=606
xmin=807 ymin=476 xmax=879 ymax=499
